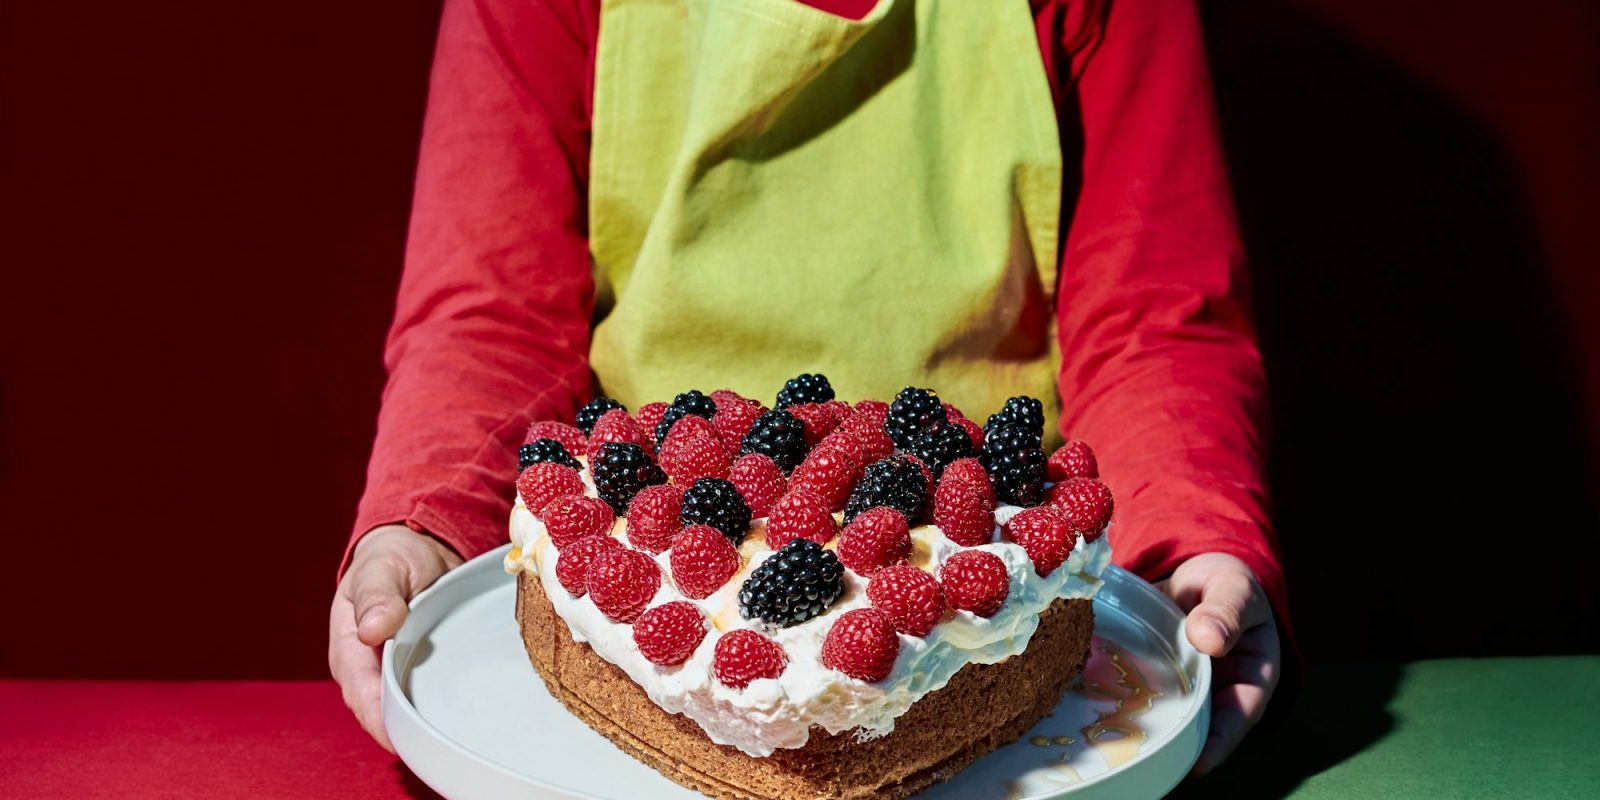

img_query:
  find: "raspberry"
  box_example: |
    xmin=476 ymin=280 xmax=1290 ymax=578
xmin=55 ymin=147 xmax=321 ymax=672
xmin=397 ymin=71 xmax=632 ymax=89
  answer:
xmin=660 ymin=431 xmax=732 ymax=484
xmin=541 ymin=495 xmax=617 ymax=549
xmin=728 ymin=453 xmax=787 ymax=517
xmin=713 ymin=629 xmax=788 ymax=688
xmin=952 ymin=417 xmax=986 ymax=452
xmin=1049 ymin=477 xmax=1114 ymax=541
xmin=1004 ymin=505 xmax=1079 ymax=577
xmin=817 ymin=429 xmax=866 ymax=466
xmin=941 ymin=457 xmax=996 ymax=507
xmin=524 ymin=420 xmax=586 ymax=453
xmin=866 ymin=565 xmax=945 ymax=636
xmin=591 ymin=442 xmax=667 ymax=515
xmin=575 ymin=397 xmax=626 ymax=435
xmin=983 ymin=396 xmax=1045 ymax=439
xmin=843 ymin=454 xmax=929 ymax=525
xmin=634 ymin=402 xmax=670 ymax=441
xmin=886 ymin=387 xmax=947 ymax=450
xmin=711 ymin=391 xmax=766 ymax=446
xmin=939 ymin=550 xmax=1010 ymax=617
xmin=764 ymin=490 xmax=838 ymax=549
xmin=941 ymin=402 xmax=968 ymax=421
xmin=788 ymin=445 xmax=861 ymax=511
xmin=738 ymin=539 xmax=844 ymax=626
xmin=837 ymin=506 xmax=912 ymax=577
xmin=516 ymin=463 xmax=584 ymax=518
xmin=632 ymin=601 xmax=708 ymax=666
xmin=588 ymin=408 xmax=648 ymax=462
xmin=821 ymin=608 xmax=900 ymax=682
xmin=1047 ymin=440 xmax=1100 ymax=481
xmin=788 ymin=402 xmax=843 ymax=446
xmin=852 ymin=399 xmax=889 ymax=425
xmin=519 ymin=438 xmax=582 ymax=472
xmin=654 ymin=390 xmax=718 ymax=447
xmin=680 ymin=477 xmax=753 ymax=544
xmin=585 ymin=547 xmax=661 ymax=623
xmin=624 ymin=484 xmax=684 ymax=554
xmin=775 ymin=373 xmax=835 ymax=409
xmin=838 ymin=413 xmax=895 ymax=462
xmin=932 ymin=476 xmax=994 ymax=547
xmin=740 ymin=409 xmax=809 ymax=473
xmin=658 ymin=410 xmax=719 ymax=450
xmin=554 ymin=534 xmax=621 ymax=596
xmin=669 ymin=524 xmax=742 ymax=599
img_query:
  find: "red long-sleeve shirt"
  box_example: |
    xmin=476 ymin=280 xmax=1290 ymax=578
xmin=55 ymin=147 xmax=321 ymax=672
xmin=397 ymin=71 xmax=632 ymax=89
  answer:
xmin=348 ymin=0 xmax=1288 ymax=625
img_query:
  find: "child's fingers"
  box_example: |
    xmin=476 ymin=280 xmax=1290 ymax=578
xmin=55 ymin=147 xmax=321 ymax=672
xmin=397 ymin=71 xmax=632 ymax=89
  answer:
xmin=328 ymin=592 xmax=395 ymax=753
xmin=1190 ymin=679 xmax=1268 ymax=776
xmin=1176 ymin=558 xmax=1271 ymax=657
xmin=347 ymin=553 xmax=412 ymax=648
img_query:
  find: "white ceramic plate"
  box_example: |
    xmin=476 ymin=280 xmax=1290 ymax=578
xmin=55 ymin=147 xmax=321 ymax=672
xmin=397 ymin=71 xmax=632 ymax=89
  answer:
xmin=384 ymin=544 xmax=1209 ymax=800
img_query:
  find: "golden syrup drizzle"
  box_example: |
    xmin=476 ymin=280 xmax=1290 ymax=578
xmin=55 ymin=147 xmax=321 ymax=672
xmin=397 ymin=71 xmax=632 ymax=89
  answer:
xmin=1078 ymin=640 xmax=1161 ymax=768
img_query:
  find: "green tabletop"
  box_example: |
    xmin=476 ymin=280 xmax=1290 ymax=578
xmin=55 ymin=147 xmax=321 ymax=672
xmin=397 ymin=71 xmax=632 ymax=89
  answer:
xmin=1170 ymin=656 xmax=1600 ymax=798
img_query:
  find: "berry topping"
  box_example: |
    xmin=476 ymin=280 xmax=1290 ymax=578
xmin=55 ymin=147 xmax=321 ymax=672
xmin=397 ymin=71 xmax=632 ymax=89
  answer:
xmin=941 ymin=457 xmax=997 ymax=507
xmin=980 ymin=425 xmax=1047 ymax=507
xmin=816 ymin=429 xmax=867 ymax=466
xmin=932 ymin=476 xmax=995 ymax=547
xmin=669 ymin=524 xmax=742 ymax=600
xmin=866 ymin=565 xmax=945 ymax=637
xmin=852 ymin=399 xmax=889 ymax=423
xmin=904 ymin=420 xmax=975 ymax=478
xmin=680 ymin=477 xmax=753 ymax=544
xmin=1047 ymin=440 xmax=1100 ymax=481
xmin=728 ymin=452 xmax=787 ymax=517
xmin=843 ymin=454 xmax=929 ymax=525
xmin=1049 ymin=477 xmax=1114 ymax=541
xmin=775 ymin=373 xmax=836 ymax=409
xmin=660 ymin=430 xmax=732 ymax=484
xmin=738 ymin=539 xmax=844 ymax=627
xmin=541 ymin=495 xmax=617 ymax=549
xmin=585 ymin=547 xmax=661 ymax=623
xmin=554 ymin=534 xmax=622 ymax=596
xmin=951 ymin=416 xmax=986 ymax=452
xmin=711 ymin=390 xmax=767 ymax=445
xmin=713 ymin=629 xmax=788 ymax=689
xmin=983 ymin=395 xmax=1045 ymax=439
xmin=788 ymin=445 xmax=861 ymax=511
xmin=524 ymin=420 xmax=586 ymax=453
xmin=839 ymin=412 xmax=896 ymax=463
xmin=886 ymin=387 xmax=947 ymax=451
xmin=654 ymin=390 xmax=718 ymax=448
xmin=788 ymin=402 xmax=844 ymax=446
xmin=587 ymin=408 xmax=649 ymax=462
xmin=939 ymin=550 xmax=1010 ymax=617
xmin=740 ymin=409 xmax=809 ymax=473
xmin=821 ymin=608 xmax=900 ymax=682
xmin=518 ymin=437 xmax=582 ymax=472
xmin=1003 ymin=505 xmax=1079 ymax=576
xmin=624 ymin=484 xmax=685 ymax=554
xmin=632 ymin=601 xmax=709 ymax=666
xmin=591 ymin=442 xmax=668 ymax=515
xmin=837 ymin=506 xmax=912 ymax=577
xmin=764 ymin=489 xmax=838 ymax=549
xmin=575 ymin=397 xmax=627 ymax=435
xmin=634 ymin=402 xmax=670 ymax=441
xmin=516 ymin=462 xmax=585 ymax=518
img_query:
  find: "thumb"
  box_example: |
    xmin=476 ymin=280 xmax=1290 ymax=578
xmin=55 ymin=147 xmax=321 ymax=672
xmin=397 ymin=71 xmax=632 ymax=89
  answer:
xmin=1169 ymin=555 xmax=1269 ymax=658
xmin=348 ymin=554 xmax=411 ymax=648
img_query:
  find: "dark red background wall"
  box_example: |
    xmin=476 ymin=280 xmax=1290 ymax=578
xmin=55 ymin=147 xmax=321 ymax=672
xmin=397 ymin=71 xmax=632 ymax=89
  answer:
xmin=2 ymin=0 xmax=1596 ymax=680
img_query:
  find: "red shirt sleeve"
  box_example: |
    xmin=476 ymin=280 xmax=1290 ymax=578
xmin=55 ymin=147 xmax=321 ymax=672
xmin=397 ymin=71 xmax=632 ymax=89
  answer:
xmin=1050 ymin=0 xmax=1290 ymax=624
xmin=343 ymin=0 xmax=601 ymax=572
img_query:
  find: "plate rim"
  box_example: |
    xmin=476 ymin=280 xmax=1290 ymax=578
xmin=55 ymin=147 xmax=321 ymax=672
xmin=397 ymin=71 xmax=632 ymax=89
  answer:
xmin=383 ymin=543 xmax=1211 ymax=800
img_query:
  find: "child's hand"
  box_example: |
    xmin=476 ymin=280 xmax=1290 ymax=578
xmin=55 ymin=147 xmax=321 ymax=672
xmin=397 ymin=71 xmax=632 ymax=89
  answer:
xmin=1160 ymin=552 xmax=1281 ymax=776
xmin=328 ymin=524 xmax=463 ymax=751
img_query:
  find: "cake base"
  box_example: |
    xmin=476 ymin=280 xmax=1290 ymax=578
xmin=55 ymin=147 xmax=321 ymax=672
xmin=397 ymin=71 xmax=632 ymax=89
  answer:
xmin=516 ymin=573 xmax=1094 ymax=800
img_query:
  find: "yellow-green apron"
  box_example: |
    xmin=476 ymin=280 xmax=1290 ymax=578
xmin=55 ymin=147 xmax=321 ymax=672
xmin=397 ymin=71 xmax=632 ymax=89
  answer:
xmin=588 ymin=0 xmax=1064 ymax=437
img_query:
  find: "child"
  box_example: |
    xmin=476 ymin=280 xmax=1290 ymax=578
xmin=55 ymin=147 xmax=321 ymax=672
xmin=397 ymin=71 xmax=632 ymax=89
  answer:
xmin=329 ymin=0 xmax=1285 ymax=777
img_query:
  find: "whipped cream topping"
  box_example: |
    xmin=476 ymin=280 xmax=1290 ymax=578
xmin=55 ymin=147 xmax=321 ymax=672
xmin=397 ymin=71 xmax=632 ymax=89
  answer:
xmin=506 ymin=480 xmax=1110 ymax=758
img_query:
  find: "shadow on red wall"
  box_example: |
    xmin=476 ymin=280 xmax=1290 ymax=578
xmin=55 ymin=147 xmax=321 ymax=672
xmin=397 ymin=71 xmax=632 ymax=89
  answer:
xmin=0 ymin=0 xmax=1595 ymax=680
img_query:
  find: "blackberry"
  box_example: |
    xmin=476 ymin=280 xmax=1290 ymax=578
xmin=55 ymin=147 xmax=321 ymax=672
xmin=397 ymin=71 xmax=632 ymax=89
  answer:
xmin=576 ymin=396 xmax=627 ymax=435
xmin=886 ymin=387 xmax=946 ymax=451
xmin=681 ymin=477 xmax=753 ymax=544
xmin=740 ymin=409 xmax=809 ymax=473
xmin=844 ymin=454 xmax=930 ymax=525
xmin=738 ymin=539 xmax=843 ymax=627
xmin=518 ymin=438 xmax=581 ymax=472
xmin=983 ymin=396 xmax=1045 ymax=440
xmin=775 ymin=373 xmax=835 ymax=409
xmin=904 ymin=422 xmax=974 ymax=478
xmin=654 ymin=389 xmax=718 ymax=446
xmin=980 ymin=426 xmax=1047 ymax=506
xmin=591 ymin=442 xmax=666 ymax=514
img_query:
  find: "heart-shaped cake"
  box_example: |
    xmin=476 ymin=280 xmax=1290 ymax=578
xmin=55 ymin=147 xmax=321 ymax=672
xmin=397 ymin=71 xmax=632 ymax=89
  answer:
xmin=505 ymin=383 xmax=1113 ymax=799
